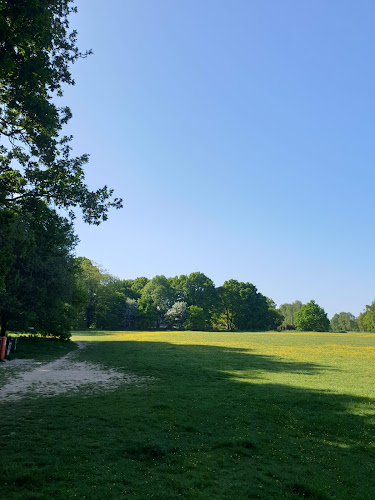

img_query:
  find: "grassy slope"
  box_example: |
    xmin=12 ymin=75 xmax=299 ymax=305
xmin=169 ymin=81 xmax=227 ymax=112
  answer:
xmin=1 ymin=331 xmax=374 ymax=499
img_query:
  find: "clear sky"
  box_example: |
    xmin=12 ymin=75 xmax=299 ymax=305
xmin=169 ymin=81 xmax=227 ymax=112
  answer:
xmin=63 ymin=0 xmax=375 ymax=318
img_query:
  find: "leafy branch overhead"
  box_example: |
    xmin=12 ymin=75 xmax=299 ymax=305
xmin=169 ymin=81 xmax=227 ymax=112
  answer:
xmin=0 ymin=0 xmax=122 ymax=223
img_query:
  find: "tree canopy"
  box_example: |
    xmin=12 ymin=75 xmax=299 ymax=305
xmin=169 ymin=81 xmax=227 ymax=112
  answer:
xmin=0 ymin=200 xmax=83 ymax=337
xmin=278 ymin=301 xmax=302 ymax=327
xmin=294 ymin=300 xmax=330 ymax=332
xmin=358 ymin=302 xmax=375 ymax=332
xmin=0 ymin=0 xmax=122 ymax=223
xmin=330 ymin=312 xmax=358 ymax=333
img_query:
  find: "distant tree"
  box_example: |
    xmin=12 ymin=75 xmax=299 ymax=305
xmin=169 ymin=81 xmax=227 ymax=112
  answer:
xmin=217 ymin=280 xmax=271 ymax=331
xmin=330 ymin=312 xmax=359 ymax=332
xmin=127 ymin=277 xmax=150 ymax=298
xmin=75 ymin=258 xmax=115 ymax=328
xmin=121 ymin=298 xmax=138 ymax=329
xmin=169 ymin=272 xmax=217 ymax=324
xmin=278 ymin=301 xmax=303 ymax=327
xmin=95 ymin=288 xmax=126 ymax=330
xmin=139 ymin=276 xmax=176 ymax=327
xmin=294 ymin=300 xmax=330 ymax=332
xmin=134 ymin=303 xmax=158 ymax=330
xmin=184 ymin=305 xmax=206 ymax=331
xmin=266 ymin=300 xmax=284 ymax=330
xmin=169 ymin=275 xmax=188 ymax=302
xmin=185 ymin=273 xmax=216 ymax=310
xmin=164 ymin=302 xmax=188 ymax=329
xmin=358 ymin=302 xmax=375 ymax=332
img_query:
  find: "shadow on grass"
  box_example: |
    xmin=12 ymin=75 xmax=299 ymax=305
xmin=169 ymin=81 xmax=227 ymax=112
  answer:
xmin=2 ymin=338 xmax=374 ymax=500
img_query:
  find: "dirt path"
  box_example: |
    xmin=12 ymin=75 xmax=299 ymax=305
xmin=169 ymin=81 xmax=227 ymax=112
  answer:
xmin=0 ymin=342 xmax=152 ymax=402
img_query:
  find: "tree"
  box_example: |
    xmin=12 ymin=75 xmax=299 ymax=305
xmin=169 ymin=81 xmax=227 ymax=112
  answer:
xmin=0 ymin=0 xmax=122 ymax=223
xmin=266 ymin=299 xmax=284 ymax=330
xmin=184 ymin=305 xmax=206 ymax=331
xmin=95 ymin=288 xmax=127 ymax=331
xmin=75 ymin=258 xmax=116 ymax=328
xmin=164 ymin=302 xmax=187 ymax=330
xmin=358 ymin=302 xmax=375 ymax=332
xmin=330 ymin=312 xmax=358 ymax=332
xmin=121 ymin=298 xmax=138 ymax=329
xmin=217 ymin=280 xmax=271 ymax=331
xmin=139 ymin=275 xmax=176 ymax=327
xmin=294 ymin=300 xmax=330 ymax=332
xmin=0 ymin=200 xmax=83 ymax=338
xmin=278 ymin=301 xmax=303 ymax=327
xmin=121 ymin=277 xmax=149 ymax=300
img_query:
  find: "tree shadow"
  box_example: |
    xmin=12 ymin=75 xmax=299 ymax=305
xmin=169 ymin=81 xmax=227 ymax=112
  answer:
xmin=3 ymin=338 xmax=374 ymax=499
xmin=86 ymin=340 xmax=374 ymax=498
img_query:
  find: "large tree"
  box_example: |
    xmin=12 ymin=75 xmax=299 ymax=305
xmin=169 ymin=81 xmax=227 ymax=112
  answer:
xmin=170 ymin=272 xmax=217 ymax=325
xmin=217 ymin=280 xmax=272 ymax=331
xmin=74 ymin=257 xmax=122 ymax=329
xmin=0 ymin=0 xmax=122 ymax=222
xmin=0 ymin=200 xmax=83 ymax=338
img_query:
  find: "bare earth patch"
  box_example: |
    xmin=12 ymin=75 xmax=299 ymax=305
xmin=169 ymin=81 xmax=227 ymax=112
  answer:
xmin=0 ymin=342 xmax=153 ymax=402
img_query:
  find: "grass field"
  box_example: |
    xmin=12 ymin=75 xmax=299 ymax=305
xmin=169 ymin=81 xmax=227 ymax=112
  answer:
xmin=1 ymin=330 xmax=375 ymax=499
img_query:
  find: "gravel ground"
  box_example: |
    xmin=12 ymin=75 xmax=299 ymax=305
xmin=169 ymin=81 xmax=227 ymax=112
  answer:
xmin=0 ymin=342 xmax=153 ymax=402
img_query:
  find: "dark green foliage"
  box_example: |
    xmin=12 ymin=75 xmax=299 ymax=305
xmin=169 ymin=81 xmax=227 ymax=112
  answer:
xmin=217 ymin=279 xmax=273 ymax=330
xmin=95 ymin=290 xmax=127 ymax=331
xmin=74 ymin=263 xmax=288 ymax=332
xmin=277 ymin=324 xmax=296 ymax=331
xmin=267 ymin=305 xmax=284 ymax=330
xmin=0 ymin=200 xmax=83 ymax=338
xmin=170 ymin=272 xmax=217 ymax=323
xmin=74 ymin=258 xmax=119 ymax=329
xmin=294 ymin=301 xmax=330 ymax=332
xmin=8 ymin=335 xmax=77 ymax=361
xmin=134 ymin=303 xmax=158 ymax=329
xmin=0 ymin=0 xmax=122 ymax=223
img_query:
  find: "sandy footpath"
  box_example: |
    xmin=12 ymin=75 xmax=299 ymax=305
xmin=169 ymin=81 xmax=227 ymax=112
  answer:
xmin=0 ymin=342 xmax=152 ymax=402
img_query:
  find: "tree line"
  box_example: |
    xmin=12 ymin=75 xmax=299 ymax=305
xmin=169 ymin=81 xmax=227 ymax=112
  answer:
xmin=1 ymin=2 xmax=374 ymax=340
xmin=43 ymin=258 xmax=375 ymax=337
xmin=73 ymin=259 xmax=284 ymax=333
xmin=2 ymin=246 xmax=375 ymax=338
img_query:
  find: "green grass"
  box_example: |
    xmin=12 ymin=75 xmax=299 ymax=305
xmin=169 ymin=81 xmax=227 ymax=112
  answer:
xmin=6 ymin=335 xmax=77 ymax=361
xmin=1 ymin=331 xmax=375 ymax=499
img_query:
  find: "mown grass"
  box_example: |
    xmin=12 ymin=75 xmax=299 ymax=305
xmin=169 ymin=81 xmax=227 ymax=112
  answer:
xmin=1 ymin=330 xmax=375 ymax=499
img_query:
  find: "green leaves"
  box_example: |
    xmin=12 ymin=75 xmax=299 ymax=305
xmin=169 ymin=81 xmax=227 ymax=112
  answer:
xmin=0 ymin=0 xmax=122 ymax=224
xmin=0 ymin=200 xmax=82 ymax=338
xmin=294 ymin=301 xmax=330 ymax=332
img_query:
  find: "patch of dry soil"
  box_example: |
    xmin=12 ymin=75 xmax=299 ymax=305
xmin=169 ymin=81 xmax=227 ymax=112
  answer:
xmin=0 ymin=342 xmax=152 ymax=402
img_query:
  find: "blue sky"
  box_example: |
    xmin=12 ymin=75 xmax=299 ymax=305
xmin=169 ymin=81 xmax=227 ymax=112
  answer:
xmin=64 ymin=1 xmax=375 ymax=318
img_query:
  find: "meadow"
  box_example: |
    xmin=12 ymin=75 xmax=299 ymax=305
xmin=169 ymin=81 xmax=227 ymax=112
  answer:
xmin=1 ymin=330 xmax=375 ymax=499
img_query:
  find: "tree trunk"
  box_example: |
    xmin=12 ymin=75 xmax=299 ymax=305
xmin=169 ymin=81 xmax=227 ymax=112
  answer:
xmin=1 ymin=317 xmax=7 ymax=337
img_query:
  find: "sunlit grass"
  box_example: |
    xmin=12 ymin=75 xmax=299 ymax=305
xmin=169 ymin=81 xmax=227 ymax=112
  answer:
xmin=73 ymin=330 xmax=375 ymax=398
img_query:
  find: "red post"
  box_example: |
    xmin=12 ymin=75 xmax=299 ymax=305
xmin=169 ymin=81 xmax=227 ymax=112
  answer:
xmin=0 ymin=337 xmax=7 ymax=361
